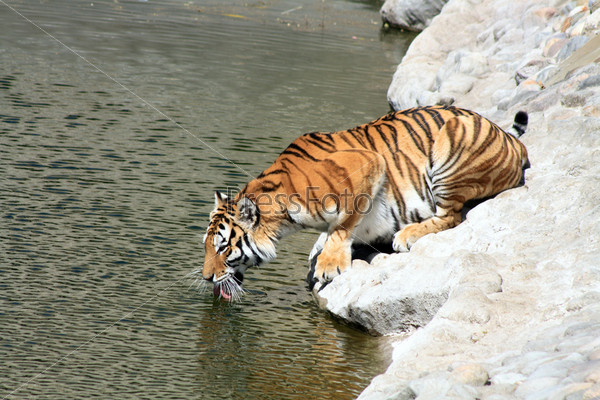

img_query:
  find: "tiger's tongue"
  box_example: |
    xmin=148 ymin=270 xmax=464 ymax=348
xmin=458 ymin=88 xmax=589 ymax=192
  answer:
xmin=213 ymin=285 xmax=231 ymax=300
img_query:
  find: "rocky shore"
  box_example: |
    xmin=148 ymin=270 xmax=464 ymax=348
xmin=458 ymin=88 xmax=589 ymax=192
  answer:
xmin=313 ymin=0 xmax=600 ymax=398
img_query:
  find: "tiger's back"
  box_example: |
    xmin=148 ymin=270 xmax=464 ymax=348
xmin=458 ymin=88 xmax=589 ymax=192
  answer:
xmin=249 ymin=105 xmax=528 ymax=235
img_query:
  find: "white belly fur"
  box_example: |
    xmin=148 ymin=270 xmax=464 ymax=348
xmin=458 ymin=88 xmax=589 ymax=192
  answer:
xmin=299 ymin=178 xmax=435 ymax=253
xmin=353 ymin=186 xmax=434 ymax=246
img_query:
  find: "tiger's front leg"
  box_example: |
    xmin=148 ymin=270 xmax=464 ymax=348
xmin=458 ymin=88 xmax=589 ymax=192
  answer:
xmin=313 ymin=228 xmax=352 ymax=283
xmin=308 ymin=149 xmax=387 ymax=284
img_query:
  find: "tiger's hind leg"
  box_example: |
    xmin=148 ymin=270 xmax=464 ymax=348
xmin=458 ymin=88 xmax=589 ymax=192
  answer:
xmin=392 ymin=115 xmax=494 ymax=252
xmin=392 ymin=207 xmax=462 ymax=252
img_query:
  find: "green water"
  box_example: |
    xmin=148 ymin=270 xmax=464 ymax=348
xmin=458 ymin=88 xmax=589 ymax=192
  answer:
xmin=0 ymin=0 xmax=414 ymax=398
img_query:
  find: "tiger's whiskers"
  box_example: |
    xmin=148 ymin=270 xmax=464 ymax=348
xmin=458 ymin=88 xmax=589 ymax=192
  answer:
xmin=216 ymin=274 xmax=246 ymax=302
xmin=186 ymin=269 xmax=209 ymax=294
xmin=185 ymin=269 xmax=246 ymax=302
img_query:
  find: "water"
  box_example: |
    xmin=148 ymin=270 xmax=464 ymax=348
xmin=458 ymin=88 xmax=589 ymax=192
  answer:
xmin=0 ymin=1 xmax=414 ymax=398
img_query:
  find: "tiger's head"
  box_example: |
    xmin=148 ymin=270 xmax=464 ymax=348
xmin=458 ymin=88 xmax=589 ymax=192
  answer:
xmin=202 ymin=191 xmax=276 ymax=300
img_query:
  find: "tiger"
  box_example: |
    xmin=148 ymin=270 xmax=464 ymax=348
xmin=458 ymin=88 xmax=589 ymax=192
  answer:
xmin=201 ymin=105 xmax=529 ymax=300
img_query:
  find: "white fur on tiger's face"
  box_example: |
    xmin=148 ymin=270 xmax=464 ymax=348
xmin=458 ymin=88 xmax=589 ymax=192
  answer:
xmin=200 ymin=106 xmax=529 ymax=300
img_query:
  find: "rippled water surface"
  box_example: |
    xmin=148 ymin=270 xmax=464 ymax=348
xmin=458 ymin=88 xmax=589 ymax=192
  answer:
xmin=1 ymin=1 xmax=413 ymax=398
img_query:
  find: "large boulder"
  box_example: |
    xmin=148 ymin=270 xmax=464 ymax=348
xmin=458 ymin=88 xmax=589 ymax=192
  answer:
xmin=380 ymin=0 xmax=449 ymax=32
xmin=312 ymin=251 xmax=503 ymax=336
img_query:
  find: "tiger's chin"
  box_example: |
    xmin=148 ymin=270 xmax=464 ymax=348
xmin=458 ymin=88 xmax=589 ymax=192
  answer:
xmin=212 ymin=271 xmax=246 ymax=302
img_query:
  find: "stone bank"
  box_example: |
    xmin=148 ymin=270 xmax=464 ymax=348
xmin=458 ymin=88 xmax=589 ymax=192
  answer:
xmin=314 ymin=0 xmax=600 ymax=398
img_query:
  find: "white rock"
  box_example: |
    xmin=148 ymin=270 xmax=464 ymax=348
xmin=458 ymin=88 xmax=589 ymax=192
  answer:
xmin=450 ymin=363 xmax=489 ymax=386
xmin=439 ymin=74 xmax=476 ymax=96
xmin=528 ymin=353 xmax=587 ymax=379
xmin=314 ymin=254 xmax=459 ymax=335
xmin=407 ymin=371 xmax=452 ymax=397
xmin=491 ymin=372 xmax=527 ymax=386
xmin=437 ymin=286 xmax=492 ymax=324
xmin=548 ymin=383 xmax=594 ymax=400
xmin=380 ymin=0 xmax=449 ymax=32
xmin=584 ymin=384 xmax=600 ymax=400
xmin=514 ymin=377 xmax=561 ymax=398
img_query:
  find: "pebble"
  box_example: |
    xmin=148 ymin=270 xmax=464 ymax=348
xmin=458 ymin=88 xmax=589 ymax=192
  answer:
xmin=528 ymin=353 xmax=587 ymax=379
xmin=491 ymin=372 xmax=526 ymax=386
xmin=561 ymin=92 xmax=589 ymax=107
xmin=514 ymin=377 xmax=561 ymax=399
xmin=543 ymin=37 xmax=568 ymax=57
xmin=407 ymin=372 xmax=452 ymax=397
xmin=583 ymin=383 xmax=600 ymax=400
xmin=450 ymin=363 xmax=489 ymax=386
xmin=548 ymin=383 xmax=593 ymax=400
xmin=437 ymin=286 xmax=492 ymax=324
xmin=579 ymin=74 xmax=600 ymax=90
xmin=589 ymin=349 xmax=600 ymax=361
xmin=570 ymin=360 xmax=600 ymax=383
xmin=556 ymin=36 xmax=590 ymax=61
xmin=534 ymin=7 xmax=557 ymax=21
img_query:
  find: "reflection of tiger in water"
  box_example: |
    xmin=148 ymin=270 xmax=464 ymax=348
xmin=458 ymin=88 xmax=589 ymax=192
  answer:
xmin=201 ymin=106 xmax=529 ymax=300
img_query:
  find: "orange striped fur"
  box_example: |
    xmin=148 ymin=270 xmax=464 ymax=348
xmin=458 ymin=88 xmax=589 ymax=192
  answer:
xmin=202 ymin=106 xmax=529 ymax=296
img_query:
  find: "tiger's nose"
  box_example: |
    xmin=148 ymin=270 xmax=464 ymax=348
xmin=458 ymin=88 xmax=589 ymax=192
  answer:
xmin=202 ymin=269 xmax=224 ymax=282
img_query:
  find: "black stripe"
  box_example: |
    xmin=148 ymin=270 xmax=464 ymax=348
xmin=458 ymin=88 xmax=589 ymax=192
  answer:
xmin=382 ymin=111 xmax=399 ymax=122
xmin=316 ymin=170 xmax=336 ymax=192
xmin=388 ymin=154 xmax=410 ymax=221
xmin=280 ymin=159 xmax=303 ymax=194
xmin=386 ymin=123 xmax=401 ymax=152
xmin=281 ymin=143 xmax=319 ymax=162
xmin=402 ymin=152 xmax=426 ymax=199
xmin=390 ymin=148 xmax=406 ymax=178
xmin=391 ymin=208 xmax=400 ymax=231
xmin=305 ymin=136 xmax=333 ymax=151
xmin=375 ymin=124 xmax=395 ymax=153
xmin=259 ymin=179 xmax=282 ymax=193
xmin=348 ymin=128 xmax=368 ymax=148
xmin=412 ymin=111 xmax=433 ymax=142
xmin=242 ymin=234 xmax=261 ymax=262
xmin=471 ymin=114 xmax=482 ymax=147
xmin=338 ymin=131 xmax=358 ymax=148
xmin=306 ymin=132 xmax=336 ymax=150
xmin=363 ymin=125 xmax=378 ymax=151
xmin=460 ymin=123 xmax=499 ymax=170
xmin=435 ymin=122 xmax=467 ymax=177
xmin=399 ymin=107 xmax=419 ymax=117
xmin=446 ymin=106 xmax=463 ymax=116
xmin=400 ymin=120 xmax=427 ymax=155
xmin=423 ymin=108 xmax=444 ymax=130
xmin=423 ymin=177 xmax=435 ymax=209
xmin=257 ymin=168 xmax=286 ymax=178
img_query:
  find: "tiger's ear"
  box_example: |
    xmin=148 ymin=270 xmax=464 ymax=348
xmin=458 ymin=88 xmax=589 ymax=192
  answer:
xmin=237 ymin=197 xmax=259 ymax=230
xmin=214 ymin=191 xmax=228 ymax=208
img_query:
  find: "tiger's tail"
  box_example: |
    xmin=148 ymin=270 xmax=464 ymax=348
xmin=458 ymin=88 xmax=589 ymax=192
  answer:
xmin=509 ymin=110 xmax=528 ymax=138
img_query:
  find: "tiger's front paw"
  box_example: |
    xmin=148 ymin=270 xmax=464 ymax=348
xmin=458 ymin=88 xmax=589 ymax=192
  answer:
xmin=313 ymin=249 xmax=351 ymax=284
xmin=392 ymin=225 xmax=420 ymax=252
